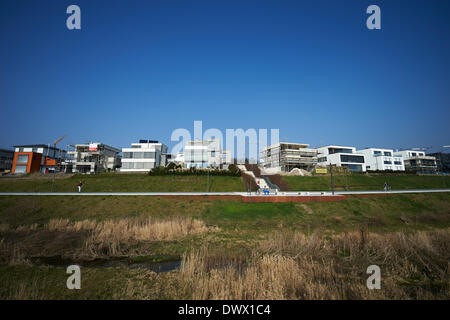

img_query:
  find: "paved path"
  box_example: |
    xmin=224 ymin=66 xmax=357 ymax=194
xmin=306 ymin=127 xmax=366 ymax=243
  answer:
xmin=0 ymin=189 xmax=449 ymax=196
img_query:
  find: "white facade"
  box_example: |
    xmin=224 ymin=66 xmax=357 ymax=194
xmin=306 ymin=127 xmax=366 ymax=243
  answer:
xmin=121 ymin=140 xmax=168 ymax=172
xmin=316 ymin=145 xmax=366 ymax=172
xmin=184 ymin=138 xmax=230 ymax=169
xmin=357 ymin=148 xmax=405 ymax=171
xmin=261 ymin=142 xmax=317 ymax=173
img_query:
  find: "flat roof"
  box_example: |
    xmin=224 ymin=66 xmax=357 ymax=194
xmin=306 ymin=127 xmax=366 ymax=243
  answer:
xmin=13 ymin=144 xmax=66 ymax=151
xmin=317 ymin=145 xmax=355 ymax=149
xmin=265 ymin=142 xmax=310 ymax=149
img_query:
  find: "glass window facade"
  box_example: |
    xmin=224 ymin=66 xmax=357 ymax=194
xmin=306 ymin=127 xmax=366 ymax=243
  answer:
xmin=14 ymin=165 xmax=27 ymax=173
xmin=17 ymin=155 xmax=29 ymax=164
xmin=340 ymin=155 xmax=364 ymax=163
xmin=328 ymin=148 xmax=353 ymax=154
xmin=342 ymin=164 xmax=362 ymax=172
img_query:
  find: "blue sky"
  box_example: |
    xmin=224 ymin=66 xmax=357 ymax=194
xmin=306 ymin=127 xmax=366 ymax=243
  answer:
xmin=0 ymin=0 xmax=449 ymax=154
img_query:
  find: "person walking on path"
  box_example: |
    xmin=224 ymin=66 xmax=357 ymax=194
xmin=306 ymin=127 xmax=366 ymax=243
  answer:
xmin=77 ymin=181 xmax=83 ymax=193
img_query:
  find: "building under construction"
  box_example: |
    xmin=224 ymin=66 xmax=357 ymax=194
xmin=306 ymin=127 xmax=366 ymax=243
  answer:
xmin=261 ymin=142 xmax=318 ymax=173
xmin=63 ymin=142 xmax=121 ymax=174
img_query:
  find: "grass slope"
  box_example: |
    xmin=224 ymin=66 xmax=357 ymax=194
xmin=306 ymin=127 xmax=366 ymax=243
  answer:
xmin=0 ymin=173 xmax=245 ymax=192
xmin=283 ymin=174 xmax=450 ymax=191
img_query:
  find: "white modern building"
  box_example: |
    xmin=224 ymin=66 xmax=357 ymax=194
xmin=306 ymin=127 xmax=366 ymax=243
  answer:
xmin=121 ymin=140 xmax=168 ymax=172
xmin=357 ymin=148 xmax=405 ymax=171
xmin=184 ymin=138 xmax=231 ymax=169
xmin=316 ymin=145 xmax=366 ymax=172
xmin=260 ymin=142 xmax=317 ymax=173
xmin=63 ymin=142 xmax=121 ymax=174
xmin=393 ymin=150 xmax=437 ymax=174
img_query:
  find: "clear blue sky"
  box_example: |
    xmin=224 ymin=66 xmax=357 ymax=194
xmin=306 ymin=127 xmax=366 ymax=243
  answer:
xmin=0 ymin=0 xmax=449 ymax=154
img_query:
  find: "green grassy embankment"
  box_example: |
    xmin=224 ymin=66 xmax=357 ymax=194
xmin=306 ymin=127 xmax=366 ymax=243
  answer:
xmin=283 ymin=174 xmax=449 ymax=191
xmin=0 ymin=173 xmax=246 ymax=192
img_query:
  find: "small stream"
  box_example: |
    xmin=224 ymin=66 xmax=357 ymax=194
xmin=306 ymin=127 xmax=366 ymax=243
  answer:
xmin=30 ymin=256 xmax=182 ymax=273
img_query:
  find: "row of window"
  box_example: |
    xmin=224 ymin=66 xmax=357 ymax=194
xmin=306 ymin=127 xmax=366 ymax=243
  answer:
xmin=340 ymin=155 xmax=365 ymax=163
xmin=121 ymin=162 xmax=155 ymax=169
xmin=123 ymin=152 xmax=156 ymax=159
xmin=374 ymin=151 xmax=392 ymax=156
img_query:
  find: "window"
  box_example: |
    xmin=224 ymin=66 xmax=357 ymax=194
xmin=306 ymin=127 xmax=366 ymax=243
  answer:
xmin=340 ymin=155 xmax=364 ymax=163
xmin=14 ymin=165 xmax=27 ymax=173
xmin=143 ymin=162 xmax=154 ymax=169
xmin=342 ymin=164 xmax=362 ymax=172
xmin=318 ymin=157 xmax=327 ymax=162
xmin=123 ymin=152 xmax=132 ymax=159
xmin=211 ymin=151 xmax=216 ymax=157
xmin=121 ymin=162 xmax=131 ymax=169
xmin=374 ymin=151 xmax=382 ymax=155
xmin=143 ymin=152 xmax=156 ymax=159
xmin=17 ymin=155 xmax=29 ymax=164
xmin=135 ymin=162 xmax=144 ymax=169
xmin=412 ymin=152 xmax=417 ymax=156
xmin=394 ymin=161 xmax=402 ymax=165
xmin=133 ymin=152 xmax=144 ymax=159
xmin=328 ymin=148 xmax=352 ymax=154
xmin=383 ymin=151 xmax=392 ymax=156
xmin=384 ymin=161 xmax=392 ymax=165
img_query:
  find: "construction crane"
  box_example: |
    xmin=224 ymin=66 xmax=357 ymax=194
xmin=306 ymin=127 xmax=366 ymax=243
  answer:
xmin=54 ymin=134 xmax=67 ymax=148
xmin=51 ymin=134 xmax=67 ymax=192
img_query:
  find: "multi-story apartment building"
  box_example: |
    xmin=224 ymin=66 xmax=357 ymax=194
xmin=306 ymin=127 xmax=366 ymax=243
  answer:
xmin=260 ymin=142 xmax=317 ymax=172
xmin=121 ymin=140 xmax=168 ymax=172
xmin=63 ymin=142 xmax=121 ymax=174
xmin=357 ymin=148 xmax=405 ymax=171
xmin=184 ymin=138 xmax=230 ymax=169
xmin=0 ymin=149 xmax=14 ymax=172
xmin=316 ymin=145 xmax=366 ymax=172
xmin=393 ymin=150 xmax=437 ymax=174
xmin=12 ymin=144 xmax=67 ymax=174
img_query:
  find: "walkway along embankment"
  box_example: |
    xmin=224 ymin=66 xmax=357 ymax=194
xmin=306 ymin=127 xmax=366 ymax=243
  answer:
xmin=1 ymin=189 xmax=450 ymax=202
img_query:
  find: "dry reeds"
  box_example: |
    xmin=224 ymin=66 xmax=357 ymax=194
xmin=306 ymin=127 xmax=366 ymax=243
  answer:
xmin=46 ymin=217 xmax=213 ymax=242
xmin=177 ymin=229 xmax=450 ymax=300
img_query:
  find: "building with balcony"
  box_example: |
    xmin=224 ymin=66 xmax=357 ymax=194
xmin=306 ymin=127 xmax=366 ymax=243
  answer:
xmin=121 ymin=140 xmax=168 ymax=172
xmin=63 ymin=142 xmax=121 ymax=174
xmin=260 ymin=142 xmax=317 ymax=173
xmin=184 ymin=138 xmax=231 ymax=169
xmin=11 ymin=144 xmax=67 ymax=174
xmin=357 ymin=148 xmax=405 ymax=171
xmin=316 ymin=145 xmax=366 ymax=172
xmin=394 ymin=150 xmax=437 ymax=174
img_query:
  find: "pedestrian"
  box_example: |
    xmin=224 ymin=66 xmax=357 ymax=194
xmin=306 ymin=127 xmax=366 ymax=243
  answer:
xmin=383 ymin=181 xmax=388 ymax=191
xmin=77 ymin=181 xmax=83 ymax=193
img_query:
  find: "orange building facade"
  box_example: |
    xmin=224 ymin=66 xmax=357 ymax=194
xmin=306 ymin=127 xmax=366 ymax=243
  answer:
xmin=11 ymin=144 xmax=66 ymax=174
xmin=11 ymin=152 xmax=42 ymax=174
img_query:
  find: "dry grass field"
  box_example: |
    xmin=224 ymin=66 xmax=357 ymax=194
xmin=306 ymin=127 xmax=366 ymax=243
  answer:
xmin=0 ymin=192 xmax=449 ymax=300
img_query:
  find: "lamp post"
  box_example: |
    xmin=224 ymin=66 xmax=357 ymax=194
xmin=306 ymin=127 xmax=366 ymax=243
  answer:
xmin=51 ymin=135 xmax=67 ymax=193
xmin=330 ymin=163 xmax=334 ymax=195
